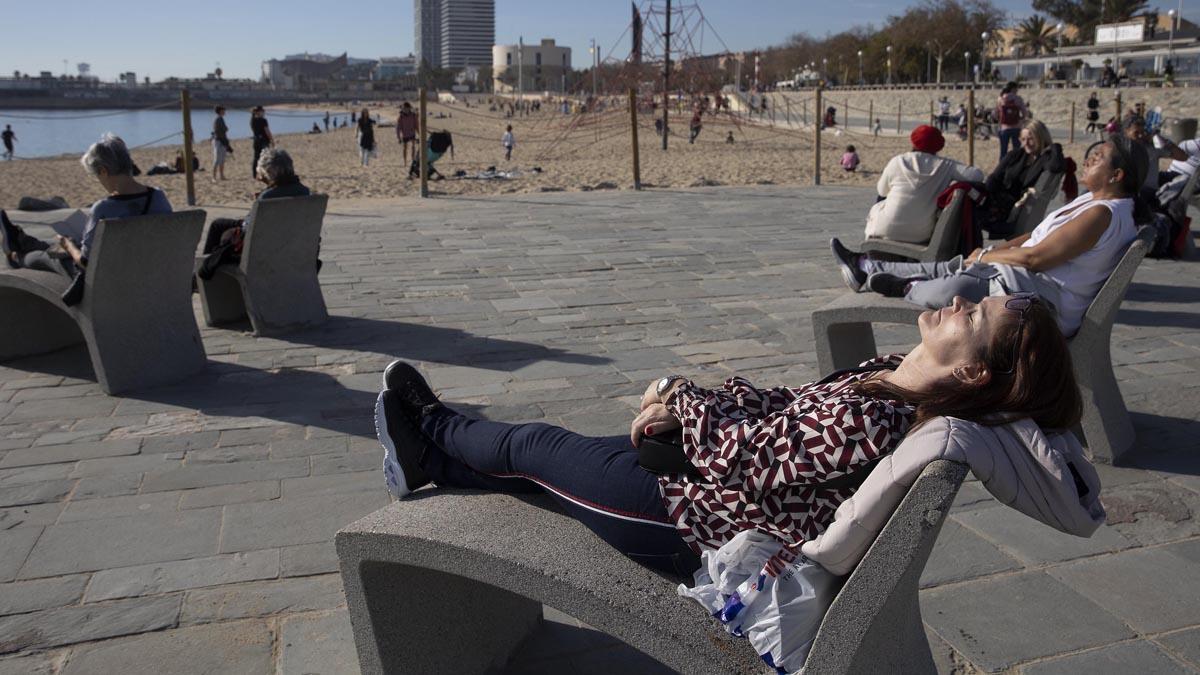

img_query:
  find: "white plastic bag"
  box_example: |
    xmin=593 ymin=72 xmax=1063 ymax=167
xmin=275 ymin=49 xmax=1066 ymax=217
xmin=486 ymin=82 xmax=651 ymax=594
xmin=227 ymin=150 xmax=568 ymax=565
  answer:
xmin=678 ymin=530 xmax=840 ymax=674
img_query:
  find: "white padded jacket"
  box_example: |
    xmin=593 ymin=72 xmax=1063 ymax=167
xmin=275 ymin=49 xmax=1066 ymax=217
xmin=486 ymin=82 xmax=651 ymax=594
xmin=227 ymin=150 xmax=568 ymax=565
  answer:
xmin=800 ymin=416 xmax=1106 ymax=576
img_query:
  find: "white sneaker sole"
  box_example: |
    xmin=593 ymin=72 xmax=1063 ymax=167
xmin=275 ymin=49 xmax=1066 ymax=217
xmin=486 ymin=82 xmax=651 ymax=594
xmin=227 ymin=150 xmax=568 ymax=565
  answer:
xmin=374 ymin=391 xmax=411 ymax=500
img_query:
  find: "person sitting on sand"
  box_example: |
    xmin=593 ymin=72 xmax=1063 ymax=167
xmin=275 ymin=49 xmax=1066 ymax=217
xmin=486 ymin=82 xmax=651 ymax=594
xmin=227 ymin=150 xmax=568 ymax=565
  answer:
xmin=0 ymin=134 xmax=172 ymax=304
xmin=976 ymin=119 xmax=1065 ymax=238
xmin=197 ymin=147 xmax=312 ymax=280
xmin=832 ymin=135 xmax=1146 ymax=337
xmin=863 ymin=125 xmax=983 ymax=245
xmin=373 ymin=293 xmax=1084 ymax=584
xmin=841 ymin=145 xmax=860 ymax=172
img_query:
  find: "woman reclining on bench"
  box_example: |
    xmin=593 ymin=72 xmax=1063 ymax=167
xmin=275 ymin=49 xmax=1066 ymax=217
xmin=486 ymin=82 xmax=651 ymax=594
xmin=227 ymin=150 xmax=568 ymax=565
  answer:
xmin=374 ymin=293 xmax=1080 ymax=577
xmin=1 ymin=133 xmax=172 ymax=303
xmin=831 ymin=134 xmax=1147 ymax=337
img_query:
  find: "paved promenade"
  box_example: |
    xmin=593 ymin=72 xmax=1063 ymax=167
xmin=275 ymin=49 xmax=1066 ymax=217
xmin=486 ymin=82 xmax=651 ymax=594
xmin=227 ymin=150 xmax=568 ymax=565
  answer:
xmin=0 ymin=186 xmax=1198 ymax=674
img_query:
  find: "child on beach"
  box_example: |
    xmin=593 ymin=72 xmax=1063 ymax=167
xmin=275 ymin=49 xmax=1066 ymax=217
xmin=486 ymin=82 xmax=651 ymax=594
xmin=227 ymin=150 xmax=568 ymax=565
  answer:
xmin=2 ymin=125 xmax=15 ymax=160
xmin=502 ymin=125 xmax=514 ymax=161
xmin=840 ymin=145 xmax=860 ymax=172
xmin=873 ymin=118 xmax=882 ymax=136
xmin=725 ymin=131 xmax=735 ymax=144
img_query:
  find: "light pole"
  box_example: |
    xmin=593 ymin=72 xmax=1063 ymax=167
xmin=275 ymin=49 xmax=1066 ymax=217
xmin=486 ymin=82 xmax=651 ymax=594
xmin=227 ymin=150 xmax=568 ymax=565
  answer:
xmin=1056 ymin=22 xmax=1065 ymax=76
xmin=964 ymin=51 xmax=971 ymax=84
xmin=588 ymin=39 xmax=597 ymax=102
xmin=822 ymin=57 xmax=828 ymax=83
xmin=1011 ymin=45 xmax=1020 ymax=82
xmin=886 ymin=45 xmax=893 ymax=85
xmin=1168 ymin=9 xmax=1177 ymax=73
xmin=857 ymin=50 xmax=864 ymax=84
xmin=981 ymin=31 xmax=990 ymax=83
xmin=926 ymin=41 xmax=932 ymax=84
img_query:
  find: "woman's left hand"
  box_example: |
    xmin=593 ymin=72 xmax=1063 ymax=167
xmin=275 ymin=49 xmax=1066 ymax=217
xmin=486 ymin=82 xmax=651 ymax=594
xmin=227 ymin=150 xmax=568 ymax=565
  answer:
xmin=966 ymin=247 xmax=984 ymax=264
xmin=630 ymin=403 xmax=681 ymax=447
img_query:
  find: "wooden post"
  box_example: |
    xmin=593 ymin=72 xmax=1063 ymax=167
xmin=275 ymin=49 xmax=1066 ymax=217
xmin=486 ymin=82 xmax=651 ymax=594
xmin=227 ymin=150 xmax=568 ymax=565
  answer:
xmin=802 ymin=98 xmax=807 ymax=126
xmin=814 ymin=85 xmax=822 ymax=186
xmin=1069 ymin=101 xmax=1076 ymax=143
xmin=967 ymin=88 xmax=976 ymax=167
xmin=419 ymin=87 xmax=429 ymax=198
xmin=662 ymin=0 xmax=671 ymax=151
xmin=785 ymin=98 xmax=791 ymax=125
xmin=1115 ymin=91 xmax=1122 ymax=122
xmin=868 ymin=100 xmax=873 ymax=131
xmin=180 ymin=89 xmax=196 ymax=206
xmin=629 ymin=88 xmax=641 ymax=190
xmin=929 ymin=99 xmax=934 ymax=125
xmin=897 ymin=100 xmax=902 ymax=133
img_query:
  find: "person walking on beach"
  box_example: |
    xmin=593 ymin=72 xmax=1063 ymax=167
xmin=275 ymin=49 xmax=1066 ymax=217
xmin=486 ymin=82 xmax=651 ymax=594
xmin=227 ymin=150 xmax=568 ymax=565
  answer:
xmin=324 ymin=111 xmax=330 ymax=132
xmin=397 ymin=102 xmax=418 ymax=165
xmin=688 ymin=108 xmax=703 ymax=144
xmin=250 ymin=106 xmax=273 ymax=178
xmin=501 ymin=125 xmax=515 ymax=161
xmin=211 ymin=106 xmax=232 ymax=181
xmin=357 ymin=108 xmax=376 ymax=167
xmin=1085 ymin=92 xmax=1100 ymax=136
xmin=873 ymin=118 xmax=882 ymax=137
xmin=1 ymin=125 xmax=15 ymax=160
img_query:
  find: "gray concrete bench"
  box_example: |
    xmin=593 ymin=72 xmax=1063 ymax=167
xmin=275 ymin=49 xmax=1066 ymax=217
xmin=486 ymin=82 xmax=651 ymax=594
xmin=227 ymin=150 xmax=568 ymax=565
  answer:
xmin=1008 ymin=170 xmax=1064 ymax=237
xmin=0 ymin=210 xmax=207 ymax=394
xmin=336 ymin=460 xmax=968 ymax=675
xmin=859 ymin=190 xmax=966 ymax=262
xmin=812 ymin=226 xmax=1155 ymax=464
xmin=196 ymin=194 xmax=329 ymax=336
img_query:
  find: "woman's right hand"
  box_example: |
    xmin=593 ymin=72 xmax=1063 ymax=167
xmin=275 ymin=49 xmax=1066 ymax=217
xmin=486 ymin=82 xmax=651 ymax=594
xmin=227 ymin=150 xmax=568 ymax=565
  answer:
xmin=630 ymin=404 xmax=681 ymax=448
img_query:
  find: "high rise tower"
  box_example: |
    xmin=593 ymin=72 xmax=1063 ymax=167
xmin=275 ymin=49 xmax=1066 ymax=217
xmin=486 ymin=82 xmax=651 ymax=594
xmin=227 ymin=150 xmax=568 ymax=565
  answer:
xmin=415 ymin=0 xmax=442 ymax=69
xmin=439 ymin=0 xmax=495 ymax=69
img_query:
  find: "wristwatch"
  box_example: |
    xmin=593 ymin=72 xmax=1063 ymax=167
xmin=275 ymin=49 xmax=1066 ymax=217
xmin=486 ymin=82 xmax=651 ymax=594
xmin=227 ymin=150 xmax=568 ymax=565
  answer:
xmin=656 ymin=375 xmax=685 ymax=398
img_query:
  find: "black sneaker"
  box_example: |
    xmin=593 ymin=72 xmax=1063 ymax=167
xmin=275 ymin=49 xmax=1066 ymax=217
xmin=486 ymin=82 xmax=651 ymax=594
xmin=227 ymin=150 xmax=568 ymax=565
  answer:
xmin=374 ymin=389 xmax=432 ymax=499
xmin=866 ymin=272 xmax=919 ymax=298
xmin=382 ymin=360 xmax=442 ymax=418
xmin=0 ymin=210 xmax=22 ymax=269
xmin=830 ymin=238 xmax=866 ymax=292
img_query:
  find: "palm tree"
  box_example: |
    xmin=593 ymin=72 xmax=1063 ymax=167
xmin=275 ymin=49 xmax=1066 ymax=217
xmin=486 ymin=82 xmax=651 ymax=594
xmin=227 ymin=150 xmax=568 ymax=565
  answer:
xmin=1014 ymin=15 xmax=1057 ymax=56
xmin=1102 ymin=0 xmax=1149 ymax=22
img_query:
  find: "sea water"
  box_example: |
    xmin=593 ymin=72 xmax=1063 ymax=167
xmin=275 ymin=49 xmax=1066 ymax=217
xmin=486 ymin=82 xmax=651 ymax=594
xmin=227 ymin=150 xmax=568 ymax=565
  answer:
xmin=0 ymin=107 xmax=348 ymax=159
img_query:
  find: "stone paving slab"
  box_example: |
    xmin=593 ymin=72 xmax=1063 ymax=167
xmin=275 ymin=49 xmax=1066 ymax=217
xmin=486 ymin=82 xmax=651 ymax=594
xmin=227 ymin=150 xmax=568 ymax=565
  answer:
xmin=0 ymin=186 xmax=1196 ymax=673
xmin=1021 ymin=641 xmax=1197 ymax=675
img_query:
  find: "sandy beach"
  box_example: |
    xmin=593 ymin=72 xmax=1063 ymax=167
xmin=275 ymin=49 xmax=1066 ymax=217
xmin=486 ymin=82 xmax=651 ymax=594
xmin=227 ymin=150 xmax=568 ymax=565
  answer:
xmin=2 ymin=86 xmax=1197 ymax=211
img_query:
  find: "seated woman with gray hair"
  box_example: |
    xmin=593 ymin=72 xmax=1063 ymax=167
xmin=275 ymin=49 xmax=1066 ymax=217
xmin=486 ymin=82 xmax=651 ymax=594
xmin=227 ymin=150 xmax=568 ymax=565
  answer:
xmin=1 ymin=133 xmax=172 ymax=303
xmin=832 ymin=134 xmax=1148 ymax=338
xmin=197 ymin=147 xmax=311 ymax=279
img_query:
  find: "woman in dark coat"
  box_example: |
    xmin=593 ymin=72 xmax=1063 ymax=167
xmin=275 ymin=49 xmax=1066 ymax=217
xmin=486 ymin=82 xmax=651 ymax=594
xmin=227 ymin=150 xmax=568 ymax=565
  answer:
xmin=357 ymin=108 xmax=376 ymax=167
xmin=980 ymin=119 xmax=1065 ymax=237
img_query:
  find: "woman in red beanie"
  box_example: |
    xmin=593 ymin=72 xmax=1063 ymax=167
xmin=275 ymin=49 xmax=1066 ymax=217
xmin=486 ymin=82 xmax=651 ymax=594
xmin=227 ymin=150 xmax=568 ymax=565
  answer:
xmin=861 ymin=125 xmax=983 ymax=244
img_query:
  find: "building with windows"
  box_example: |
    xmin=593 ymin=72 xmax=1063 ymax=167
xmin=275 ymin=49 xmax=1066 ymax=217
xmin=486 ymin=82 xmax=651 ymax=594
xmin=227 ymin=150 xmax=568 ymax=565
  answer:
xmin=440 ymin=0 xmax=495 ymax=69
xmin=492 ymin=39 xmax=572 ymax=93
xmin=415 ymin=0 xmax=442 ymax=69
xmin=988 ymin=14 xmax=1200 ymax=83
xmin=374 ymin=55 xmax=418 ymax=81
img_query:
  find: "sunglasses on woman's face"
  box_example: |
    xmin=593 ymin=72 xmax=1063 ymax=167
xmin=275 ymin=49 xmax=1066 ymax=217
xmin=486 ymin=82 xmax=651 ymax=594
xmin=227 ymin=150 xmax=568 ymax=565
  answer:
xmin=996 ymin=293 xmax=1038 ymax=375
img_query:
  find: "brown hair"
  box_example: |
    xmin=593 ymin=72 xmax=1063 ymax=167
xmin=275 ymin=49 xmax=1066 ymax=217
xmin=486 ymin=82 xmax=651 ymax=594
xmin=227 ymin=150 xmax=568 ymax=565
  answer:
xmin=857 ymin=300 xmax=1082 ymax=430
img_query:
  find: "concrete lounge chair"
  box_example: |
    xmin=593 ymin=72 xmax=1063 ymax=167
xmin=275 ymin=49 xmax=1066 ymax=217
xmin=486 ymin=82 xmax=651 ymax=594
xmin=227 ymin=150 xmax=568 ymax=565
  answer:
xmin=1164 ymin=169 xmax=1199 ymax=260
xmin=859 ymin=190 xmax=966 ymax=263
xmin=1007 ymin=170 xmax=1065 ymax=237
xmin=811 ymin=226 xmax=1156 ymax=464
xmin=196 ymin=194 xmax=329 ymax=336
xmin=0 ymin=211 xmax=207 ymax=394
xmin=335 ymin=459 xmax=968 ymax=675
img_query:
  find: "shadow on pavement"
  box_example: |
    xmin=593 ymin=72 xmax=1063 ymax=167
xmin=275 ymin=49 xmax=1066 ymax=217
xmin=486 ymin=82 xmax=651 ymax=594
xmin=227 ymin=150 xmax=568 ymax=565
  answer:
xmin=1117 ymin=308 xmax=1200 ymax=329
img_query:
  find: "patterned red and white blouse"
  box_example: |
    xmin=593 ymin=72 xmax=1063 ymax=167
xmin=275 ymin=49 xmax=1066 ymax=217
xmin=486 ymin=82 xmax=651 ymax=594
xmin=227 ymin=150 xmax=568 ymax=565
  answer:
xmin=659 ymin=356 xmax=914 ymax=556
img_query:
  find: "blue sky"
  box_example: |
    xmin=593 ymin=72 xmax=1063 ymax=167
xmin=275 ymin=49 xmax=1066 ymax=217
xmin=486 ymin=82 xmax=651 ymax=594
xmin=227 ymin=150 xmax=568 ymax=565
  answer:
xmin=4 ymin=0 xmax=1195 ymax=81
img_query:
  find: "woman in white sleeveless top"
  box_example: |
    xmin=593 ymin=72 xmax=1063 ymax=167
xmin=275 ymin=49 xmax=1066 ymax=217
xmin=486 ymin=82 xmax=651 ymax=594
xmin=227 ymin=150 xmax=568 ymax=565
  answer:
xmin=831 ymin=135 xmax=1147 ymax=336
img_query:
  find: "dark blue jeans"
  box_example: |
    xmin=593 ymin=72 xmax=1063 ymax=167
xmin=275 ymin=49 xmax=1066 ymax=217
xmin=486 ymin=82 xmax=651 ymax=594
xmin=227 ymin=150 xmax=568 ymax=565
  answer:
xmin=418 ymin=407 xmax=699 ymax=576
xmin=999 ymin=128 xmax=1021 ymax=159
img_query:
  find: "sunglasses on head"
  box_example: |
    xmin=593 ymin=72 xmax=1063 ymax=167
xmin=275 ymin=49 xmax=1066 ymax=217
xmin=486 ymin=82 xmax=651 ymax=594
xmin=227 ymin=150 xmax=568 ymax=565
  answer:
xmin=996 ymin=292 xmax=1038 ymax=375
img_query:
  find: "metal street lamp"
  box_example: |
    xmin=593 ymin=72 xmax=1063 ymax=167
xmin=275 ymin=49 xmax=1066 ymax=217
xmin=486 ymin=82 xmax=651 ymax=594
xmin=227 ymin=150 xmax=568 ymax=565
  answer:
xmin=980 ymin=31 xmax=990 ymax=83
xmin=857 ymin=50 xmax=864 ymax=84
xmin=1168 ymin=9 xmax=1178 ymax=73
xmin=886 ymin=45 xmax=893 ymax=85
xmin=964 ymin=51 xmax=972 ymax=83
xmin=926 ymin=41 xmax=932 ymax=83
xmin=1011 ymin=45 xmax=1020 ymax=81
xmin=1056 ymin=22 xmax=1065 ymax=74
